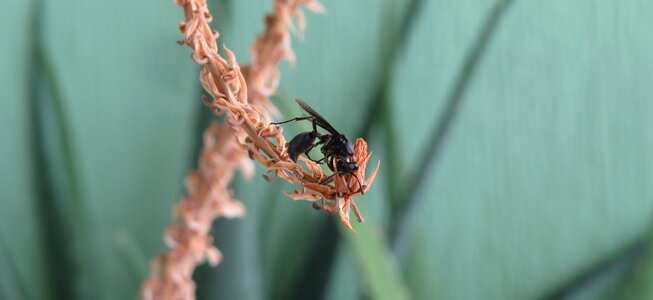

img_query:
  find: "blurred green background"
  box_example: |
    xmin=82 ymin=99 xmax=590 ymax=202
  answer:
xmin=2 ymin=0 xmax=653 ymax=299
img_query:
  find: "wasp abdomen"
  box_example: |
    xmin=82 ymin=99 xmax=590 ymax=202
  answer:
xmin=287 ymin=131 xmax=317 ymax=162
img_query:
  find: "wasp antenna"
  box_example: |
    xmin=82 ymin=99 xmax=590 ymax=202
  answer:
xmin=353 ymin=173 xmax=365 ymax=195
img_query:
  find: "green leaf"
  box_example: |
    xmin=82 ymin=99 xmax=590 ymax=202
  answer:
xmin=324 ymin=243 xmax=363 ymax=300
xmin=40 ymin=0 xmax=200 ymax=298
xmin=0 ymin=235 xmax=29 ymax=300
xmin=541 ymin=238 xmax=646 ymax=299
xmin=344 ymin=220 xmax=409 ymax=300
xmin=0 ymin=1 xmax=52 ymax=299
xmin=605 ymin=222 xmax=653 ymax=300
xmin=393 ymin=1 xmax=653 ymax=299
xmin=195 ymin=175 xmax=269 ymax=300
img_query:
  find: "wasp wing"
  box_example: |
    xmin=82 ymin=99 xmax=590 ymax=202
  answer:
xmin=295 ymin=99 xmax=341 ymax=135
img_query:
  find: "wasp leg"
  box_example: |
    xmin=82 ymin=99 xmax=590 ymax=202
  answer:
xmin=304 ymin=151 xmax=323 ymax=164
xmin=300 ymin=134 xmax=327 ymax=165
xmin=319 ymin=172 xmax=364 ymax=194
xmin=301 ymin=142 xmax=325 ymax=164
xmin=352 ymin=173 xmax=365 ymax=195
xmin=326 ymin=156 xmax=336 ymax=172
xmin=319 ymin=173 xmax=336 ymax=185
xmin=335 ymin=172 xmax=365 ymax=195
xmin=311 ymin=117 xmax=319 ymax=133
xmin=271 ymin=116 xmax=313 ymax=125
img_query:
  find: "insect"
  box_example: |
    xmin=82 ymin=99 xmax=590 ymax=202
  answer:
xmin=271 ymin=99 xmax=364 ymax=194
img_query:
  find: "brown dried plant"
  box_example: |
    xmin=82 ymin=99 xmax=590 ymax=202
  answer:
xmin=142 ymin=0 xmax=379 ymax=299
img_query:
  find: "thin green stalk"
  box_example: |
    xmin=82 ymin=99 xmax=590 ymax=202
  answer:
xmin=342 ymin=222 xmax=408 ymax=300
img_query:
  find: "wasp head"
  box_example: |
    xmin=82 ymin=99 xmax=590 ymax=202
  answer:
xmin=336 ymin=159 xmax=359 ymax=174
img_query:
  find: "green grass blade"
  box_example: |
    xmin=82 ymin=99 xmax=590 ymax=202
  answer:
xmin=343 ymin=220 xmax=409 ymax=300
xmin=603 ymin=221 xmax=653 ymax=300
xmin=30 ymin=4 xmax=91 ymax=298
xmin=0 ymin=234 xmax=29 ymax=300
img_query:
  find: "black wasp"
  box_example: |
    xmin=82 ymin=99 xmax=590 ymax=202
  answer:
xmin=272 ymin=99 xmax=364 ymax=194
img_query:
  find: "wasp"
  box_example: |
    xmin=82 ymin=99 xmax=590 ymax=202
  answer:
xmin=271 ymin=99 xmax=364 ymax=194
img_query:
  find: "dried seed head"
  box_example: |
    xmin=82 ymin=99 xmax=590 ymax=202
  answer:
xmin=143 ymin=0 xmax=379 ymax=299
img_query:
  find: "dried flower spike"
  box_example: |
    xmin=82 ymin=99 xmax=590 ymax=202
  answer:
xmin=143 ymin=0 xmax=325 ymax=299
xmin=175 ymin=0 xmax=379 ymax=228
xmin=143 ymin=0 xmax=379 ymax=297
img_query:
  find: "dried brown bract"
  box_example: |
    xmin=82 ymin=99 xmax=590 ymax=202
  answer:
xmin=288 ymin=138 xmax=381 ymax=230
